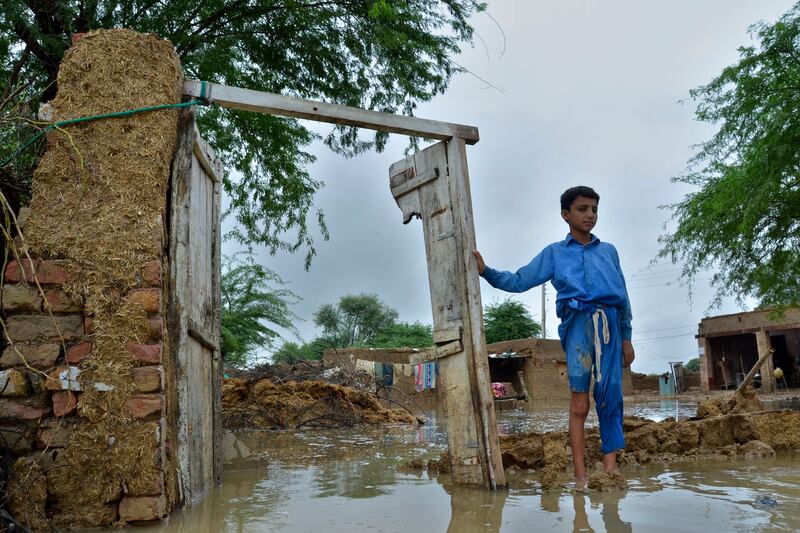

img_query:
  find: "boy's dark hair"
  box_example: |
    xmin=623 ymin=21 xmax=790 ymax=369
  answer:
xmin=560 ymin=186 xmax=600 ymax=211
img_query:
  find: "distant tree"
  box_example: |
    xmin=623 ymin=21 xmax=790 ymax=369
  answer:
xmin=659 ymin=4 xmax=800 ymax=307
xmin=272 ymin=339 xmax=325 ymax=365
xmin=0 ymin=1 xmax=486 ymax=267
xmin=220 ymin=256 xmax=299 ymax=366
xmin=685 ymin=358 xmax=701 ymax=374
xmin=313 ymin=293 xmax=398 ymax=348
xmin=372 ymin=321 xmax=433 ymax=348
xmin=483 ymin=298 xmax=541 ymax=344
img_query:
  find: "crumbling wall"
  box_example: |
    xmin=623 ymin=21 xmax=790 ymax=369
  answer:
xmin=0 ymin=29 xmax=182 ymax=529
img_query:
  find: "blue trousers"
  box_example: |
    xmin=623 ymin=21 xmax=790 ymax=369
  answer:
xmin=558 ymin=303 xmax=625 ymax=454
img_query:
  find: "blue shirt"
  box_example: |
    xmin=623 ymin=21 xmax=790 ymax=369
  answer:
xmin=480 ymin=233 xmax=633 ymax=341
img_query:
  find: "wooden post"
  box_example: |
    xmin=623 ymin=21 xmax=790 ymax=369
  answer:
xmin=735 ymin=330 xmax=773 ymax=396
xmin=698 ymin=337 xmax=712 ymax=392
xmin=389 ymin=140 xmax=505 ymax=489
xmin=446 ymin=137 xmax=505 ymax=489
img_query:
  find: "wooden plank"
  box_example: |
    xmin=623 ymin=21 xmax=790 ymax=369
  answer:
xmin=192 ymin=124 xmax=221 ymax=183
xmin=187 ymin=318 xmax=216 ymax=351
xmin=446 ymin=137 xmax=506 ymax=489
xmin=184 ymin=79 xmax=479 ymax=145
xmin=411 ymin=141 xmax=484 ymax=486
xmin=210 ymin=150 xmax=223 ymax=487
xmin=390 ymin=167 xmax=440 ymax=198
xmin=408 ymin=340 xmax=462 ymax=365
xmin=167 ymin=110 xmax=195 ymax=507
xmin=335 ymin=347 xmax=420 ymax=365
xmin=433 ymin=327 xmax=461 ymax=344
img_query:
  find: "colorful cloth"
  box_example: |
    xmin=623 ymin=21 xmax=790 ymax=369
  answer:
xmin=414 ymin=362 xmax=437 ymax=392
xmin=491 ymin=382 xmax=508 ymax=398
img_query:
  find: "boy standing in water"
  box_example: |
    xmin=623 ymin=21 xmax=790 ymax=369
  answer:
xmin=473 ymin=186 xmax=635 ymax=489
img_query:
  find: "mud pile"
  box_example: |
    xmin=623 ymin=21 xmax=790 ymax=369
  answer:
xmin=222 ymin=377 xmax=419 ymax=430
xmin=695 ymin=386 xmax=764 ymax=418
xmin=228 ymin=359 xmax=374 ymax=390
xmin=407 ymin=407 xmax=800 ymax=490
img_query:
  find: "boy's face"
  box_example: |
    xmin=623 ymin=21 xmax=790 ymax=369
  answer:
xmin=561 ymin=196 xmax=598 ymax=233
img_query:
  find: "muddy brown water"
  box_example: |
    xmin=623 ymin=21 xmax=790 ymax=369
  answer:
xmin=135 ymin=400 xmax=799 ymax=532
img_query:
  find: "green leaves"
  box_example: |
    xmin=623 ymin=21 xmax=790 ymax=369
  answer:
xmin=1 ymin=0 xmax=484 ymax=265
xmin=313 ymin=293 xmax=399 ymax=348
xmin=483 ymin=298 xmax=541 ymax=345
xmin=220 ymin=255 xmax=300 ymax=366
xmin=660 ymin=3 xmax=800 ymax=307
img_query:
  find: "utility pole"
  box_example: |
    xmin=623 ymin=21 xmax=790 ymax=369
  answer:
xmin=541 ymin=284 xmax=547 ymax=339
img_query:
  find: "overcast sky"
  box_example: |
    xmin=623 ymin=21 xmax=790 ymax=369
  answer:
xmin=222 ymin=1 xmax=796 ymax=375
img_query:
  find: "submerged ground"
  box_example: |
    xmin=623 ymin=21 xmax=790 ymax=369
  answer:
xmin=132 ymin=398 xmax=799 ymax=532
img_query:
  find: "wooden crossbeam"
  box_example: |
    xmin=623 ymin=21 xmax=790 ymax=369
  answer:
xmin=183 ymin=79 xmax=479 ymax=144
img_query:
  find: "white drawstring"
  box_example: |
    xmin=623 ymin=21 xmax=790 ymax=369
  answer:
xmin=592 ymin=309 xmax=610 ymax=382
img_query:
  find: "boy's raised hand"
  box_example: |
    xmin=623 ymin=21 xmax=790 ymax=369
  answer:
xmin=472 ymin=251 xmax=486 ymax=274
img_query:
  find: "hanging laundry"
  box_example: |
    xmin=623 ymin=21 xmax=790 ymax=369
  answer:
xmin=414 ymin=362 xmax=437 ymax=391
xmin=491 ymin=382 xmax=508 ymax=398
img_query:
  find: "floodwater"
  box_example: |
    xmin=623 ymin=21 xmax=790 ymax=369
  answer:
xmin=139 ymin=399 xmax=800 ymax=533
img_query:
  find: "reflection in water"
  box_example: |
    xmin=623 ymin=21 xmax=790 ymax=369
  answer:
xmin=127 ymin=401 xmax=799 ymax=533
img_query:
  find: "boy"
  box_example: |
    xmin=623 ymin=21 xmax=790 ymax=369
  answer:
xmin=473 ymin=186 xmax=635 ymax=489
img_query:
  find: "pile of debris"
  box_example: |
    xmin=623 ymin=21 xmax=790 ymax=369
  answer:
xmin=407 ymin=388 xmax=800 ymax=491
xmin=222 ymin=361 xmax=420 ymax=430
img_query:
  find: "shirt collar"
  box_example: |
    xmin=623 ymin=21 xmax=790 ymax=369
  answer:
xmin=565 ymin=233 xmax=600 ymax=246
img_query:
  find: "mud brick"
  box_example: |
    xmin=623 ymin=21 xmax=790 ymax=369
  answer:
xmin=125 ymin=394 xmax=162 ymax=418
xmin=0 ymin=343 xmax=60 ymax=370
xmin=44 ymin=289 xmax=82 ymax=313
xmin=127 ymin=343 xmax=161 ymax=364
xmin=66 ymin=340 xmax=92 ymax=364
xmin=5 ymin=259 xmax=70 ymax=285
xmin=148 ymin=316 xmax=163 ymax=340
xmin=140 ymin=261 xmax=162 ymax=287
xmin=132 ymin=366 xmax=161 ymax=392
xmin=0 ymin=398 xmax=50 ymax=420
xmin=52 ymin=391 xmax=79 ymax=417
xmin=6 ymin=315 xmax=83 ymax=342
xmin=2 ymin=285 xmax=42 ymax=312
xmin=119 ymin=494 xmax=167 ymax=522
xmin=0 ymin=369 xmax=30 ymax=396
xmin=84 ymin=316 xmax=95 ymax=335
xmin=0 ymin=426 xmax=34 ymax=452
xmin=36 ymin=420 xmax=75 ymax=448
xmin=128 ymin=288 xmax=161 ymax=313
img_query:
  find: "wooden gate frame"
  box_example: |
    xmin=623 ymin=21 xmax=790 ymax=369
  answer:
xmin=183 ymin=80 xmax=506 ymax=489
xmin=168 ymin=109 xmax=224 ymax=505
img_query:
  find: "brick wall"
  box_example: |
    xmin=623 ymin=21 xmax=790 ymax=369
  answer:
xmin=0 ymin=254 xmax=169 ymax=523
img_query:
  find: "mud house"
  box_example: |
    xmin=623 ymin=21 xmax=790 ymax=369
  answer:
xmin=696 ymin=308 xmax=800 ymax=392
xmin=324 ymin=337 xmax=633 ymax=404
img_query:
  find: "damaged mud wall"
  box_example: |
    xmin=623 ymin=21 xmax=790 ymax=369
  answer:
xmin=0 ymin=29 xmax=182 ymax=529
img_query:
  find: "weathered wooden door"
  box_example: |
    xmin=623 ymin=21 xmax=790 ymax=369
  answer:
xmin=390 ymin=139 xmax=505 ymax=488
xmin=168 ymin=111 xmax=223 ymax=505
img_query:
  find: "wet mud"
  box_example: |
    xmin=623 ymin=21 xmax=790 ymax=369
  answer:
xmin=222 ymin=377 xmax=419 ymax=430
xmin=405 ymin=390 xmax=800 ymax=491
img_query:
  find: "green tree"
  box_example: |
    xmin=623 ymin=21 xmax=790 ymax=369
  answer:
xmin=372 ymin=321 xmax=433 ymax=348
xmin=483 ymin=298 xmax=541 ymax=344
xmin=685 ymin=357 xmax=700 ymax=374
xmin=220 ymin=256 xmax=299 ymax=366
xmin=272 ymin=339 xmax=325 ymax=364
xmin=659 ymin=4 xmax=800 ymax=307
xmin=313 ymin=293 xmax=398 ymax=348
xmin=0 ymin=1 xmax=485 ymax=266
